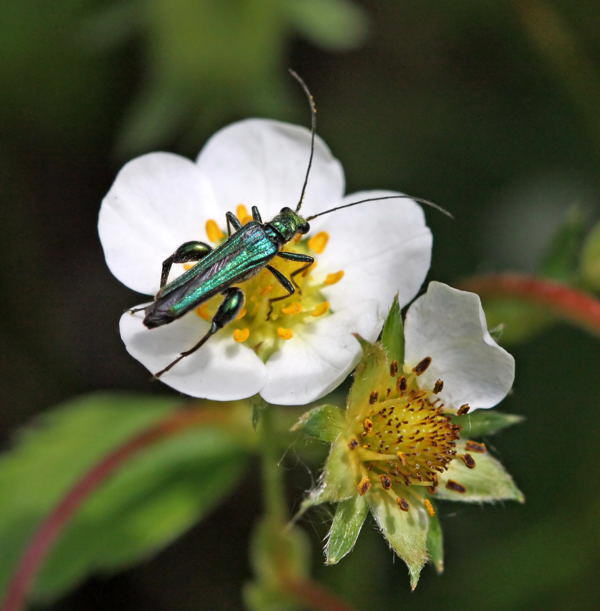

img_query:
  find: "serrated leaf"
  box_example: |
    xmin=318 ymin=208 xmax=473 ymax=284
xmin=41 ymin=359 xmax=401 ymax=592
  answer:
xmin=580 ymin=221 xmax=600 ymax=291
xmin=381 ymin=295 xmax=405 ymax=364
xmin=436 ymin=441 xmax=524 ymax=503
xmin=453 ymin=410 xmax=524 ymax=437
xmin=367 ymin=489 xmax=429 ymax=589
xmin=291 ymin=404 xmax=345 ymax=442
xmin=539 ymin=206 xmax=587 ymax=282
xmin=0 ymin=393 xmax=248 ymax=603
xmin=426 ymin=508 xmax=444 ymax=574
xmin=325 ymin=495 xmax=368 ymax=565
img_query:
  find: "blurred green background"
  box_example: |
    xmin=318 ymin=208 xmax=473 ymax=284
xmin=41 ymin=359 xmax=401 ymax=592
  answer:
xmin=1 ymin=1 xmax=599 ymax=609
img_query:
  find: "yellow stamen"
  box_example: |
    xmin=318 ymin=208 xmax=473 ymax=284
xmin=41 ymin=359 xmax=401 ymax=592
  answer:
xmin=195 ymin=304 xmax=212 ymax=320
xmin=277 ymin=327 xmax=293 ymax=340
xmin=308 ymin=231 xmax=329 ymax=254
xmin=260 ymin=284 xmax=273 ymax=296
xmin=206 ymin=219 xmax=223 ymax=242
xmin=324 ymin=270 xmax=344 ymax=286
xmin=282 ymin=301 xmax=303 ymax=315
xmin=236 ymin=307 xmax=247 ymax=320
xmin=235 ymin=204 xmax=251 ymax=223
xmin=423 ymin=498 xmax=436 ymax=517
xmin=357 ymin=476 xmax=371 ymax=496
xmin=233 ymin=327 xmax=250 ymax=342
xmin=311 ymin=301 xmax=330 ymax=317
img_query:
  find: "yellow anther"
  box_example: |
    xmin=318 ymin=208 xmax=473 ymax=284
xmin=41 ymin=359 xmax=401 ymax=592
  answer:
xmin=236 ymin=307 xmax=247 ymax=320
xmin=357 ymin=476 xmax=371 ymax=496
xmin=397 ymin=451 xmax=407 ymax=466
xmin=195 ymin=304 xmax=212 ymax=321
xmin=277 ymin=327 xmax=293 ymax=340
xmin=183 ymin=263 xmax=193 ymax=271
xmin=233 ymin=327 xmax=250 ymax=343
xmin=236 ymin=204 xmax=250 ymax=222
xmin=308 ymin=231 xmax=329 ymax=254
xmin=206 ymin=219 xmax=224 ymax=242
xmin=282 ymin=301 xmax=303 ymax=315
xmin=423 ymin=498 xmax=436 ymax=517
xmin=260 ymin=284 xmax=274 ymax=296
xmin=311 ymin=301 xmax=330 ymax=317
xmin=324 ymin=270 xmax=344 ymax=286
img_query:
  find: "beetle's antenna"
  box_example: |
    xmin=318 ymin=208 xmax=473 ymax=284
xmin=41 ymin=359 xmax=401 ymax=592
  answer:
xmin=289 ymin=69 xmax=317 ymax=213
xmin=305 ymin=195 xmax=453 ymax=221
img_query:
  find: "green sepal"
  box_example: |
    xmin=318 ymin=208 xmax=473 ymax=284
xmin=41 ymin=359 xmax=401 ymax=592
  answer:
xmin=539 ymin=206 xmax=587 ymax=283
xmin=483 ymin=299 xmax=554 ymax=345
xmin=426 ymin=506 xmax=444 ymax=574
xmin=453 ymin=410 xmax=524 ymax=437
xmin=580 ymin=220 xmax=600 ymax=291
xmin=325 ymin=495 xmax=368 ymax=565
xmin=291 ymin=404 xmax=345 ymax=443
xmin=300 ymin=436 xmax=357 ymax=511
xmin=367 ymin=489 xmax=429 ymax=590
xmin=347 ymin=337 xmax=390 ymax=422
xmin=436 ymin=441 xmax=524 ymax=503
xmin=380 ymin=294 xmax=405 ymax=364
xmin=245 ymin=516 xmax=309 ymax=611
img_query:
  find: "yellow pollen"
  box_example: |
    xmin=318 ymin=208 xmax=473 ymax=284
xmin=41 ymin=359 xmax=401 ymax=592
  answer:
xmin=195 ymin=304 xmax=212 ymax=320
xmin=183 ymin=263 xmax=193 ymax=271
xmin=282 ymin=301 xmax=303 ymax=315
xmin=236 ymin=204 xmax=250 ymax=222
xmin=308 ymin=231 xmax=329 ymax=254
xmin=233 ymin=327 xmax=250 ymax=342
xmin=311 ymin=301 xmax=330 ymax=317
xmin=236 ymin=307 xmax=247 ymax=320
xmin=206 ymin=219 xmax=223 ymax=242
xmin=277 ymin=327 xmax=293 ymax=340
xmin=324 ymin=270 xmax=344 ymax=286
xmin=423 ymin=498 xmax=436 ymax=517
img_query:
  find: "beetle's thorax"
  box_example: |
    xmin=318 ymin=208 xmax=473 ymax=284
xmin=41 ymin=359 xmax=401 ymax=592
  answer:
xmin=266 ymin=207 xmax=310 ymax=243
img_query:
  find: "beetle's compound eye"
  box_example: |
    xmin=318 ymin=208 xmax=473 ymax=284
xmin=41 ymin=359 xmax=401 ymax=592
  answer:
xmin=299 ymin=221 xmax=310 ymax=234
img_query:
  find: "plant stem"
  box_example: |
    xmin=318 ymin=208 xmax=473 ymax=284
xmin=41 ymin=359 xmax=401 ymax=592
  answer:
xmin=460 ymin=273 xmax=600 ymax=336
xmin=259 ymin=403 xmax=287 ymax=523
xmin=1 ymin=406 xmax=221 ymax=611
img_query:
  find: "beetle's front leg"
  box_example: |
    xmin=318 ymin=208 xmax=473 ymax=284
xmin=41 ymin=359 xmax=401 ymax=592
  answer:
xmin=277 ymin=251 xmax=315 ymax=290
xmin=226 ymin=212 xmax=243 ymax=236
xmin=153 ymin=287 xmax=244 ymax=379
xmin=160 ymin=241 xmax=213 ymax=289
xmin=265 ymin=265 xmax=295 ymax=320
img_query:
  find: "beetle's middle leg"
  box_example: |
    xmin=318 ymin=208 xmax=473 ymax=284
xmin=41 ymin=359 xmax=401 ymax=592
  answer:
xmin=153 ymin=287 xmax=244 ymax=379
xmin=277 ymin=251 xmax=315 ymax=290
xmin=160 ymin=241 xmax=213 ymax=289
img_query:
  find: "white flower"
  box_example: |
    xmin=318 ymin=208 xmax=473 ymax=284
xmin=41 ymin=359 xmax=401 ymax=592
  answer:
xmin=98 ymin=119 xmax=432 ymax=404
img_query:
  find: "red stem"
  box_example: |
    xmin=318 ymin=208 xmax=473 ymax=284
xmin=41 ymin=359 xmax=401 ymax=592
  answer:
xmin=1 ymin=408 xmax=214 ymax=611
xmin=459 ymin=273 xmax=600 ymax=335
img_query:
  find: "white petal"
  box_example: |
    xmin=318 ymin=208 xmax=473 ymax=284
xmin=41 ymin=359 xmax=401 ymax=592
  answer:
xmin=120 ymin=308 xmax=266 ymax=400
xmin=261 ymin=301 xmax=381 ymax=405
xmin=196 ymin=119 xmax=344 ymax=219
xmin=404 ymin=282 xmax=515 ymax=410
xmin=314 ymin=190 xmax=432 ymax=314
xmin=99 ymin=152 xmax=220 ymax=295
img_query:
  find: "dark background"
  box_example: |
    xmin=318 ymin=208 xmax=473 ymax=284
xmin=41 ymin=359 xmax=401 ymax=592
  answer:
xmin=1 ymin=1 xmax=599 ymax=609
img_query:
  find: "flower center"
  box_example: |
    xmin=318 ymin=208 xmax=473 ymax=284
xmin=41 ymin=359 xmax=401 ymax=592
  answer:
xmin=188 ymin=205 xmax=344 ymax=360
xmin=350 ymin=371 xmax=459 ymax=489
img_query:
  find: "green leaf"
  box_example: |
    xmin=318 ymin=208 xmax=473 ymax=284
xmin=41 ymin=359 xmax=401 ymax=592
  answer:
xmin=436 ymin=441 xmax=524 ymax=503
xmin=580 ymin=220 xmax=600 ymax=291
xmin=452 ymin=410 xmax=524 ymax=437
xmin=0 ymin=393 xmax=249 ymax=603
xmin=426 ymin=508 xmax=444 ymax=574
xmin=285 ymin=0 xmax=368 ymax=51
xmin=380 ymin=294 xmax=405 ymax=364
xmin=325 ymin=495 xmax=368 ymax=565
xmin=291 ymin=404 xmax=345 ymax=443
xmin=539 ymin=206 xmax=587 ymax=282
xmin=367 ymin=489 xmax=429 ymax=590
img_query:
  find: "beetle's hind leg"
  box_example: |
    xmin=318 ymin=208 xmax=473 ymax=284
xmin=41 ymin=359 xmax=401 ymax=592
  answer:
xmin=152 ymin=287 xmax=244 ymax=379
xmin=160 ymin=241 xmax=213 ymax=289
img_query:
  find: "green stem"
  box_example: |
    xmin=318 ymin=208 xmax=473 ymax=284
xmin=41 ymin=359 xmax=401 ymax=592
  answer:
xmin=259 ymin=403 xmax=287 ymax=523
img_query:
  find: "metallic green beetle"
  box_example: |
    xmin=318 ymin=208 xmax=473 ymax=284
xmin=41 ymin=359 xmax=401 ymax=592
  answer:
xmin=134 ymin=71 xmax=448 ymax=378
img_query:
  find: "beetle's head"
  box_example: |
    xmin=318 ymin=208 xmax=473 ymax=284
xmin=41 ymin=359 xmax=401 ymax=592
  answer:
xmin=269 ymin=207 xmax=310 ymax=241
